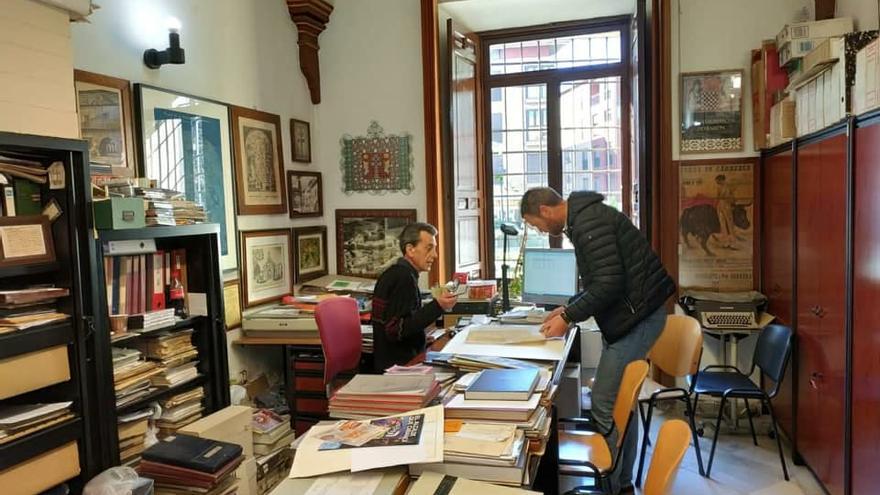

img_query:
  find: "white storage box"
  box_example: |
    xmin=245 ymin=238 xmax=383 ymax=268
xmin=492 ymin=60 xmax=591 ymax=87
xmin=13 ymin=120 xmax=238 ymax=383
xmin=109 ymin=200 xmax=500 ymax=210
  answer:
xmin=777 ymin=17 xmax=853 ymax=49
xmin=854 ymin=38 xmax=880 ymax=115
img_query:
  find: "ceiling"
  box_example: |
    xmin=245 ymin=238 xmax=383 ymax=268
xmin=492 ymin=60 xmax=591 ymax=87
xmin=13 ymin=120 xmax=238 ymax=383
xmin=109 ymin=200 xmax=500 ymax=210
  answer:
xmin=438 ymin=0 xmax=637 ymax=32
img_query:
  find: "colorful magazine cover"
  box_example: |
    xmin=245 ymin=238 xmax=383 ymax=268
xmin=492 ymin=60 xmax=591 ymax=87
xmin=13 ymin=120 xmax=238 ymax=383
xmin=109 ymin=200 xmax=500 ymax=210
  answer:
xmin=318 ymin=413 xmax=425 ymax=451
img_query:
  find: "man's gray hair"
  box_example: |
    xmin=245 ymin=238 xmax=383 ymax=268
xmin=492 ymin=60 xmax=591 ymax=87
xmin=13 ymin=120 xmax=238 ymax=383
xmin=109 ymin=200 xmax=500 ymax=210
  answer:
xmin=520 ymin=187 xmax=563 ymax=217
xmin=398 ymin=222 xmax=438 ymax=254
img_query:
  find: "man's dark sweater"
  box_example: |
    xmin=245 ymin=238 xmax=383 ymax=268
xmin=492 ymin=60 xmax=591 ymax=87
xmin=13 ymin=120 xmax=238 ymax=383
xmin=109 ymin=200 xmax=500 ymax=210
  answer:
xmin=371 ymin=257 xmax=443 ymax=372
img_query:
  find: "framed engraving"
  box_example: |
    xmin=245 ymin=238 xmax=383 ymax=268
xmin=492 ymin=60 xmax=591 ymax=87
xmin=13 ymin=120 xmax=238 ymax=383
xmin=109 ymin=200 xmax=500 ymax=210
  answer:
xmin=335 ymin=209 xmax=416 ymax=278
xmin=292 ymin=226 xmax=328 ymax=283
xmin=287 ymin=171 xmax=323 ymax=218
xmin=231 ymin=106 xmax=287 ymax=215
xmin=74 ymin=70 xmax=137 ymax=177
xmin=290 ymin=118 xmax=311 ymax=163
xmin=240 ymin=229 xmax=293 ymax=307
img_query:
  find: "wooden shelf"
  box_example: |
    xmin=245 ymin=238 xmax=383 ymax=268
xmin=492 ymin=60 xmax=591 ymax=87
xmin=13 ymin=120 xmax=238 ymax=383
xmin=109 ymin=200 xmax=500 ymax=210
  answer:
xmin=0 ymin=262 xmax=60 ymax=278
xmin=110 ymin=316 xmax=204 ymax=344
xmin=98 ymin=224 xmax=220 ymax=242
xmin=0 ymin=321 xmax=72 ymax=360
xmin=116 ymin=375 xmax=207 ymax=415
xmin=234 ymin=336 xmax=321 ymax=346
xmin=0 ymin=417 xmax=81 ymax=471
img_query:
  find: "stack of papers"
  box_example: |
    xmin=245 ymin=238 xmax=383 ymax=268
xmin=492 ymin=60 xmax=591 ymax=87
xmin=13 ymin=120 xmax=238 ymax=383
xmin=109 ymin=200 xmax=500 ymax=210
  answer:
xmin=361 ymin=324 xmax=374 ymax=353
xmin=128 ymin=309 xmax=175 ymax=331
xmin=328 ymin=375 xmax=441 ymax=420
xmin=155 ymin=387 xmax=205 ymax=438
xmin=113 ymin=347 xmax=162 ymax=407
xmin=118 ymin=409 xmax=151 ymax=465
xmin=0 ymin=402 xmax=73 ymax=444
xmin=253 ymin=409 xmax=294 ymax=456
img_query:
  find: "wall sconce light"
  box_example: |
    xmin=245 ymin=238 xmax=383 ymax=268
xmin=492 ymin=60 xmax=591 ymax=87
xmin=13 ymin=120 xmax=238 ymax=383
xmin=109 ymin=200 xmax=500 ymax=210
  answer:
xmin=143 ymin=19 xmax=185 ymax=69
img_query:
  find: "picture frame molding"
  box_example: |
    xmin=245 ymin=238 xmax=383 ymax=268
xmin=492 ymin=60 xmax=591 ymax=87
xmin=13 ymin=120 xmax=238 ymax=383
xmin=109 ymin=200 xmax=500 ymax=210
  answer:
xmin=240 ymin=229 xmax=293 ymax=308
xmin=287 ymin=170 xmax=324 ymax=218
xmin=222 ymin=279 xmax=242 ymax=331
xmin=0 ymin=215 xmax=56 ymax=268
xmin=292 ymin=225 xmax=329 ymax=283
xmin=230 ymin=105 xmax=288 ymax=215
xmin=290 ymin=118 xmax=312 ymax=163
xmin=335 ymin=208 xmax=417 ymax=279
xmin=73 ymin=69 xmax=137 ymax=177
xmin=679 ymin=69 xmax=745 ymax=154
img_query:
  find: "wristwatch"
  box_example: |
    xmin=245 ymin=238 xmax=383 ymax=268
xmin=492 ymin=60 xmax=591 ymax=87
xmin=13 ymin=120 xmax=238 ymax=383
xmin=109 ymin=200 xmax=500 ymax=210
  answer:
xmin=559 ymin=309 xmax=573 ymax=325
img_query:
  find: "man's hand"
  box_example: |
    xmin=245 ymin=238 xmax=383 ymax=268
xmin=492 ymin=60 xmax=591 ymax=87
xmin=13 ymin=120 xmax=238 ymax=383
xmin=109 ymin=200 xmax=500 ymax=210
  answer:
xmin=545 ymin=305 xmax=566 ymax=321
xmin=540 ymin=315 xmax=569 ymax=338
xmin=435 ymin=291 xmax=458 ymax=311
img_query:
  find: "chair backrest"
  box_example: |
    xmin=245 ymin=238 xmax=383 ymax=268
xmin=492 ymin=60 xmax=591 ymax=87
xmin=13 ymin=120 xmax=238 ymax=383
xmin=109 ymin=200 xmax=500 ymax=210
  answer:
xmin=315 ymin=297 xmax=363 ymax=385
xmin=753 ymin=324 xmax=793 ymax=384
xmin=643 ymin=419 xmax=691 ymax=495
xmin=612 ymin=359 xmax=650 ymax=448
xmin=648 ymin=315 xmax=703 ymax=378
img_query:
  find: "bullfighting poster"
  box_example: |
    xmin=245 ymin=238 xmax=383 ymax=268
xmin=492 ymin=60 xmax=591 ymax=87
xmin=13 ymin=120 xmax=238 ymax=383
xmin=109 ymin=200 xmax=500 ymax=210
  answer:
xmin=340 ymin=121 xmax=414 ymax=194
xmin=678 ymin=161 xmax=754 ymax=291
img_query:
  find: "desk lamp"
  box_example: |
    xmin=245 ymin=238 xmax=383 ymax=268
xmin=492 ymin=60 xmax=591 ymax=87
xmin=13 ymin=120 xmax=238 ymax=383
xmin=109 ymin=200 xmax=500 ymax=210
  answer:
xmin=500 ymin=223 xmax=519 ymax=312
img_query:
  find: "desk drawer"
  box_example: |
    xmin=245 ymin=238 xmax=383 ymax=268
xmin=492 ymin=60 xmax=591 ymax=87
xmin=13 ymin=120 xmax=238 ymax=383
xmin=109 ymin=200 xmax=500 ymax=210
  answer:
xmin=0 ymin=345 xmax=70 ymax=400
xmin=0 ymin=441 xmax=80 ymax=495
xmin=294 ymin=396 xmax=328 ymax=415
xmin=294 ymin=376 xmax=325 ymax=393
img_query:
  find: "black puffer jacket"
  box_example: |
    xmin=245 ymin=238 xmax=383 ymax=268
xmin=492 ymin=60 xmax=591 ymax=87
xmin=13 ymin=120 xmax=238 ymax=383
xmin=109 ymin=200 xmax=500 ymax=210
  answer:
xmin=562 ymin=191 xmax=675 ymax=344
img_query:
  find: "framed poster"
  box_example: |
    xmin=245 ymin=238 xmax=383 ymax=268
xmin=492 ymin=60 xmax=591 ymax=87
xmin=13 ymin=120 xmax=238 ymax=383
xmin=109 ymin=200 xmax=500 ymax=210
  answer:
xmin=292 ymin=226 xmax=328 ymax=283
xmin=290 ymin=118 xmax=311 ymax=163
xmin=230 ymin=106 xmax=287 ymax=215
xmin=74 ymin=70 xmax=137 ymax=177
xmin=134 ymin=84 xmax=238 ymax=271
xmin=678 ymin=159 xmax=756 ymax=291
xmin=335 ymin=209 xmax=416 ymax=278
xmin=223 ymin=280 xmax=242 ymax=331
xmin=0 ymin=215 xmax=55 ymax=268
xmin=680 ymin=70 xmax=744 ymax=153
xmin=240 ymin=229 xmax=293 ymax=307
xmin=287 ymin=171 xmax=323 ymax=218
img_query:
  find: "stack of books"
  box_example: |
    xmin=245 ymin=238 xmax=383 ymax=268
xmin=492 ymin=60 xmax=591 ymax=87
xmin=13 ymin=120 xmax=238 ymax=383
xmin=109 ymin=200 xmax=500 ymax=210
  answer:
xmin=113 ymin=347 xmax=162 ymax=408
xmin=129 ymin=309 xmax=176 ymax=332
xmin=139 ymin=434 xmax=243 ymax=495
xmin=0 ymin=402 xmax=73 ymax=445
xmin=130 ymin=329 xmax=200 ymax=389
xmin=155 ymin=387 xmax=205 ymax=438
xmin=360 ymin=324 xmax=374 ymax=353
xmin=328 ymin=374 xmax=440 ymax=420
xmin=252 ymin=409 xmax=294 ymax=456
xmin=0 ymin=288 xmax=70 ymax=334
xmin=118 ymin=410 xmax=151 ymax=466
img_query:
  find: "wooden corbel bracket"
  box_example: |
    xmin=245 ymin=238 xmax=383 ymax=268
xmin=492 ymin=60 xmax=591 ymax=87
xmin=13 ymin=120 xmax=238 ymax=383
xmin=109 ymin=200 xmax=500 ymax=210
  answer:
xmin=287 ymin=0 xmax=333 ymax=104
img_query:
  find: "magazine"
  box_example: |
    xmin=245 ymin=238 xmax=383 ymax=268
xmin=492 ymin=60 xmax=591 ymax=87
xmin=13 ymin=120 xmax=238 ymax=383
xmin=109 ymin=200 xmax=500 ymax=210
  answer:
xmin=318 ymin=413 xmax=425 ymax=451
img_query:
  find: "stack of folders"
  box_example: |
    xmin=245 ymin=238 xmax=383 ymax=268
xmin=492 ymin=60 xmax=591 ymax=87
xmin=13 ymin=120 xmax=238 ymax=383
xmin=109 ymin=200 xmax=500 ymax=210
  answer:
xmin=113 ymin=347 xmax=162 ymax=408
xmin=328 ymin=374 xmax=440 ymax=420
xmin=130 ymin=330 xmax=200 ymax=388
xmin=252 ymin=409 xmax=295 ymax=456
xmin=425 ymin=352 xmax=552 ymax=374
xmin=0 ymin=288 xmax=70 ymax=334
xmin=360 ymin=324 xmax=373 ymax=353
xmin=139 ymin=434 xmax=243 ymax=495
xmin=0 ymin=402 xmax=73 ymax=445
xmin=118 ymin=409 xmax=152 ymax=466
xmin=155 ymin=387 xmax=205 ymax=438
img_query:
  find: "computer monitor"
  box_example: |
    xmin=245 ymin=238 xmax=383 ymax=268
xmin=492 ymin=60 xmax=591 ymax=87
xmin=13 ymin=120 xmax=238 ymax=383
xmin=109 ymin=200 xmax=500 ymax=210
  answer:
xmin=521 ymin=248 xmax=579 ymax=306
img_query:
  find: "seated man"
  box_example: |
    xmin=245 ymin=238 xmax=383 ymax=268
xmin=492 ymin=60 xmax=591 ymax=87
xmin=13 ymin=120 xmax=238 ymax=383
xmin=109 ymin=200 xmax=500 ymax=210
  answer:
xmin=371 ymin=222 xmax=457 ymax=372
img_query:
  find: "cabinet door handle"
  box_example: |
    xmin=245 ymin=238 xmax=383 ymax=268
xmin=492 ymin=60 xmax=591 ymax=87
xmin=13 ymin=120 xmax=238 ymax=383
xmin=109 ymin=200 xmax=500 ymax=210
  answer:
xmin=809 ymin=305 xmax=819 ymax=315
xmin=810 ymin=372 xmax=824 ymax=390
xmin=816 ymin=306 xmax=826 ymax=318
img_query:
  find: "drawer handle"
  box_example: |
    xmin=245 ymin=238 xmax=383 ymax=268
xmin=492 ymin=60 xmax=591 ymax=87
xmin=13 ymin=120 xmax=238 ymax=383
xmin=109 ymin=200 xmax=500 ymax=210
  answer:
xmin=810 ymin=372 xmax=823 ymax=390
xmin=815 ymin=306 xmax=826 ymax=318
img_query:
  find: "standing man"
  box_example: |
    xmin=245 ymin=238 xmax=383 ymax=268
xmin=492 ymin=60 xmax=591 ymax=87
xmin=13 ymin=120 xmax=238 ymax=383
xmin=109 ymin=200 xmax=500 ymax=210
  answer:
xmin=371 ymin=222 xmax=457 ymax=372
xmin=520 ymin=187 xmax=675 ymax=494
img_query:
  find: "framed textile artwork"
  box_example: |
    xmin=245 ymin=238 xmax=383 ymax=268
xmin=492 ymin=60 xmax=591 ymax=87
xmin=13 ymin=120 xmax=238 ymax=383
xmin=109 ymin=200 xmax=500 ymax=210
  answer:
xmin=240 ymin=229 xmax=293 ymax=307
xmin=74 ymin=70 xmax=137 ymax=177
xmin=290 ymin=118 xmax=311 ymax=163
xmin=134 ymin=84 xmax=238 ymax=271
xmin=292 ymin=226 xmax=328 ymax=283
xmin=287 ymin=171 xmax=323 ymax=218
xmin=230 ymin=106 xmax=287 ymax=215
xmin=340 ymin=121 xmax=414 ymax=194
xmin=680 ymin=70 xmax=744 ymax=153
xmin=678 ymin=159 xmax=756 ymax=291
xmin=335 ymin=209 xmax=416 ymax=278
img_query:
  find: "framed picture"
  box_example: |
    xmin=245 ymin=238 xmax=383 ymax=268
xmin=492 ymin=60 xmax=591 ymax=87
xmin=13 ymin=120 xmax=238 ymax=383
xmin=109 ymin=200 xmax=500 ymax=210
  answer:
xmin=223 ymin=280 xmax=242 ymax=331
xmin=680 ymin=70 xmax=744 ymax=154
xmin=0 ymin=215 xmax=55 ymax=268
xmin=292 ymin=226 xmax=328 ymax=283
xmin=74 ymin=70 xmax=136 ymax=177
xmin=134 ymin=84 xmax=238 ymax=272
xmin=287 ymin=171 xmax=323 ymax=218
xmin=335 ymin=209 xmax=417 ymax=278
xmin=240 ymin=229 xmax=293 ymax=307
xmin=290 ymin=118 xmax=311 ymax=163
xmin=231 ymin=106 xmax=287 ymax=215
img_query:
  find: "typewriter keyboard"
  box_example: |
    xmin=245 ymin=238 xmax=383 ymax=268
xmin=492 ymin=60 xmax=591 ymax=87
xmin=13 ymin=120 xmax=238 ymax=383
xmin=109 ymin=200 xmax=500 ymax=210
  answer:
xmin=702 ymin=312 xmax=757 ymax=328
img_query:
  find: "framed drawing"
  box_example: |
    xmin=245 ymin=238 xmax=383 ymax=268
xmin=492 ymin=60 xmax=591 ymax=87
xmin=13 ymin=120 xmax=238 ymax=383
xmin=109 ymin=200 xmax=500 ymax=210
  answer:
xmin=240 ymin=229 xmax=293 ymax=307
xmin=290 ymin=118 xmax=311 ymax=163
xmin=680 ymin=70 xmax=744 ymax=154
xmin=335 ymin=209 xmax=416 ymax=278
xmin=134 ymin=84 xmax=238 ymax=272
xmin=231 ymin=106 xmax=287 ymax=215
xmin=223 ymin=279 xmax=242 ymax=331
xmin=0 ymin=215 xmax=56 ymax=268
xmin=287 ymin=171 xmax=323 ymax=218
xmin=292 ymin=226 xmax=328 ymax=283
xmin=74 ymin=70 xmax=136 ymax=177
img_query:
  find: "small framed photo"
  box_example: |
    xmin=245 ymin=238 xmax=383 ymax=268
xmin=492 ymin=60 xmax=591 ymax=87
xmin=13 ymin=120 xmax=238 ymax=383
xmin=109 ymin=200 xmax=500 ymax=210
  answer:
xmin=240 ymin=230 xmax=293 ymax=307
xmin=292 ymin=226 xmax=328 ymax=283
xmin=290 ymin=118 xmax=311 ymax=163
xmin=231 ymin=106 xmax=287 ymax=215
xmin=287 ymin=171 xmax=323 ymax=218
xmin=74 ymin=70 xmax=137 ymax=177
xmin=335 ymin=209 xmax=417 ymax=278
xmin=0 ymin=215 xmax=56 ymax=268
xmin=223 ymin=280 xmax=242 ymax=331
xmin=680 ymin=69 xmax=744 ymax=154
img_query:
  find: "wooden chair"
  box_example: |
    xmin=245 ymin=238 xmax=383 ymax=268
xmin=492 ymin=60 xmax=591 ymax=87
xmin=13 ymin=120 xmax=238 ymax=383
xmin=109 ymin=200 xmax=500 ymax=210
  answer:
xmin=315 ymin=297 xmax=362 ymax=395
xmin=559 ymin=360 xmax=649 ymax=493
xmin=636 ymin=315 xmax=705 ymax=486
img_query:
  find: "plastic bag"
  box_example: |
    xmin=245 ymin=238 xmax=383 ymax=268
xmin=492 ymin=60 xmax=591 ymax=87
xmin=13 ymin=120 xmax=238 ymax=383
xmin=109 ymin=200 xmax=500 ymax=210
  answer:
xmin=82 ymin=467 xmax=140 ymax=495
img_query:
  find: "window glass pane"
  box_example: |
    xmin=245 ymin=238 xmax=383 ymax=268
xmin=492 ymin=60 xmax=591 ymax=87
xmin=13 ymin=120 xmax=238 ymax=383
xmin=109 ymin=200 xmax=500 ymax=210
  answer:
xmin=488 ymin=31 xmax=621 ymax=75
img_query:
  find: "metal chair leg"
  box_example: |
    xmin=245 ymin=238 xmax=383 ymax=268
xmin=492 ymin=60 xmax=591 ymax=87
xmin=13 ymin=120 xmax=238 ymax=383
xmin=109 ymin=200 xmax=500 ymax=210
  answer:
xmin=765 ymin=397 xmax=790 ymax=481
xmin=706 ymin=395 xmax=727 ymax=478
xmin=635 ymin=398 xmax=655 ymax=487
xmin=744 ymin=397 xmax=758 ymax=446
xmin=683 ymin=395 xmax=705 ymax=476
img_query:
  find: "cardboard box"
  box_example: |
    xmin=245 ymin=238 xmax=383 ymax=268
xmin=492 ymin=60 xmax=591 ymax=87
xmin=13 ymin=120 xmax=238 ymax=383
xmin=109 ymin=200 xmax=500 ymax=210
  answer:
xmin=93 ymin=197 xmax=146 ymax=230
xmin=777 ymin=17 xmax=853 ymax=50
xmin=854 ymin=38 xmax=880 ymax=115
xmin=178 ymin=405 xmax=254 ymax=458
xmin=0 ymin=345 xmax=70 ymax=400
xmin=0 ymin=442 xmax=80 ymax=495
xmin=780 ymin=37 xmax=827 ymax=67
xmin=770 ymin=100 xmax=796 ymax=146
xmin=235 ymin=457 xmax=258 ymax=495
xmin=751 ymin=41 xmax=789 ymax=150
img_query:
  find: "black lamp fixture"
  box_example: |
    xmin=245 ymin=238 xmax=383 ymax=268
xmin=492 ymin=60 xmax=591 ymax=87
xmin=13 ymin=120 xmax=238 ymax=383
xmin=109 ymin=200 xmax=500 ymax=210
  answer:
xmin=500 ymin=223 xmax=519 ymax=312
xmin=144 ymin=20 xmax=186 ymax=69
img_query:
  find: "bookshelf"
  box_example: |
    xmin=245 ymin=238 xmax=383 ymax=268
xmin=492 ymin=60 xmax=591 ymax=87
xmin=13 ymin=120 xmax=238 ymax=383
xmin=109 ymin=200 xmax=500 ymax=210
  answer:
xmin=92 ymin=224 xmax=230 ymax=467
xmin=0 ymin=132 xmax=100 ymax=491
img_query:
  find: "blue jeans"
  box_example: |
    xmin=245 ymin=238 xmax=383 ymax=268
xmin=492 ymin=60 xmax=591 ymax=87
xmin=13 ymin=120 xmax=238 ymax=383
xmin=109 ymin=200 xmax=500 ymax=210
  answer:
xmin=589 ymin=305 xmax=666 ymax=493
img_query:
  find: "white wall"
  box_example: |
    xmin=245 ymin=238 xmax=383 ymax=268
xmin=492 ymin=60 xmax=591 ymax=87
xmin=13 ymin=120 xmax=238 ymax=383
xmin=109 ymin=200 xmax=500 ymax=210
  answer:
xmin=0 ymin=0 xmax=79 ymax=138
xmin=838 ymin=0 xmax=880 ymax=31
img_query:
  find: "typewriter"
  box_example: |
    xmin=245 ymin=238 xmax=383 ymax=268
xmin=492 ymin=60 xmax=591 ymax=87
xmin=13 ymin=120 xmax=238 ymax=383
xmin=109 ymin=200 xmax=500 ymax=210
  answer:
xmin=679 ymin=290 xmax=767 ymax=330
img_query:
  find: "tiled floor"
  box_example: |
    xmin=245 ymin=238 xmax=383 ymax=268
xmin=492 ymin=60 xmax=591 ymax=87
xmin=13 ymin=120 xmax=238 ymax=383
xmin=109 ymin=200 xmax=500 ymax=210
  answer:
xmin=561 ymin=400 xmax=826 ymax=495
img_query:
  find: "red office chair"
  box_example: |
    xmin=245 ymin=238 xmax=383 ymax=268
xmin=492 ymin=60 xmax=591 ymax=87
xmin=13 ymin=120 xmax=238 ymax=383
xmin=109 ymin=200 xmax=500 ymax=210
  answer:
xmin=315 ymin=297 xmax=363 ymax=393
